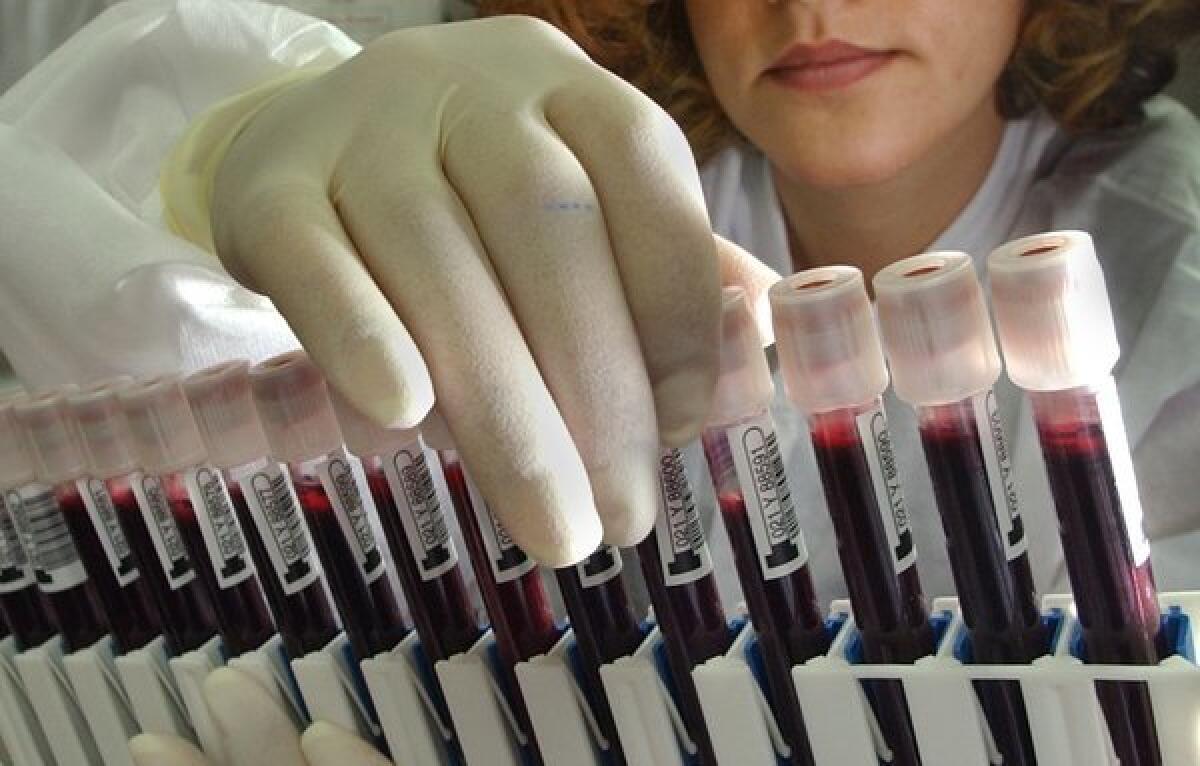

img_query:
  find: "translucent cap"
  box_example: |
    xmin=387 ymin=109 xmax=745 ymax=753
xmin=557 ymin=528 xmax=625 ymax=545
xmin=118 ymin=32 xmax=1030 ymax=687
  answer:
xmin=66 ymin=378 xmax=138 ymax=479
xmin=710 ymin=286 xmax=774 ymax=425
xmin=12 ymin=389 xmax=87 ymax=483
xmin=119 ymin=376 xmax=209 ymax=474
xmin=184 ymin=360 xmax=272 ymax=469
xmin=769 ymin=266 xmax=888 ymax=413
xmin=249 ymin=351 xmax=343 ymax=463
xmin=987 ymin=231 xmax=1119 ymax=391
xmin=874 ymin=252 xmax=1001 ymax=406
xmin=330 ymin=386 xmax=418 ymax=458
xmin=0 ymin=398 xmax=36 ymax=488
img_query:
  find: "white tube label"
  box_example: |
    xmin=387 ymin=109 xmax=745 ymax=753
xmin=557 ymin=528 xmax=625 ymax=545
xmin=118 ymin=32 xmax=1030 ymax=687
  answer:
xmin=726 ymin=415 xmax=809 ymax=579
xmin=971 ymin=391 xmax=1028 ymax=561
xmin=184 ymin=467 xmax=255 ymax=590
xmin=464 ymin=470 xmax=536 ymax=584
xmin=654 ymin=448 xmax=714 ymax=587
xmin=234 ymin=461 xmax=322 ymax=595
xmin=76 ymin=477 xmax=139 ymax=587
xmin=1095 ymin=379 xmax=1152 ymax=566
xmin=855 ymin=405 xmax=918 ymax=574
xmin=130 ymin=472 xmax=196 ymax=590
xmin=576 ymin=544 xmax=623 ymax=588
xmin=5 ymin=484 xmax=88 ymax=593
xmin=0 ymin=495 xmax=34 ymax=593
xmin=380 ymin=441 xmax=459 ymax=582
xmin=314 ymin=448 xmax=390 ymax=585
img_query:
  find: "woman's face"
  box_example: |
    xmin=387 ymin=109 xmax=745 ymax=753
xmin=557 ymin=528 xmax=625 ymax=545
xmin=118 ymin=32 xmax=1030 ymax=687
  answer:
xmin=685 ymin=0 xmax=1023 ymax=188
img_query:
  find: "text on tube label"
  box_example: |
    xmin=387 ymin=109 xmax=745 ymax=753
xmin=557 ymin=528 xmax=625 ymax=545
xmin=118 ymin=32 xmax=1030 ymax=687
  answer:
xmin=130 ymin=472 xmax=196 ymax=589
xmin=970 ymin=391 xmax=1028 ymax=561
xmin=381 ymin=441 xmax=459 ymax=582
xmin=184 ymin=467 xmax=255 ymax=590
xmin=855 ymin=406 xmax=918 ymax=574
xmin=577 ymin=544 xmax=623 ymax=588
xmin=235 ymin=461 xmax=322 ymax=595
xmin=726 ymin=415 xmax=809 ymax=579
xmin=464 ymin=470 xmax=536 ymax=583
xmin=5 ymin=484 xmax=88 ymax=593
xmin=315 ymin=449 xmax=389 ymax=584
xmin=0 ymin=495 xmax=34 ymax=592
xmin=654 ymin=448 xmax=714 ymax=587
xmin=1095 ymin=379 xmax=1152 ymax=566
xmin=76 ymin=477 xmax=139 ymax=587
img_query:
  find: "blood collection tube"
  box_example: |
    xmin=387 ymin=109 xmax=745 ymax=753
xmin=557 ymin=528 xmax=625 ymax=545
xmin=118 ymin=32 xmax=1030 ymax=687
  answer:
xmin=330 ymin=391 xmax=480 ymax=662
xmin=14 ymin=391 xmax=161 ymax=654
xmin=440 ymin=449 xmax=556 ymax=766
xmin=989 ymin=231 xmax=1163 ymax=766
xmin=554 ymin=545 xmax=642 ymax=766
xmin=250 ymin=352 xmax=410 ymax=661
xmin=0 ymin=491 xmax=56 ymax=649
xmin=67 ymin=379 xmax=219 ymax=655
xmin=875 ymin=253 xmax=1044 ymax=765
xmin=771 ymin=266 xmax=934 ymax=766
xmin=184 ymin=361 xmax=341 ymax=659
xmin=636 ymin=447 xmax=729 ymax=766
xmin=0 ymin=399 xmax=107 ymax=652
xmin=699 ymin=287 xmax=826 ymax=766
xmin=120 ymin=376 xmax=276 ymax=656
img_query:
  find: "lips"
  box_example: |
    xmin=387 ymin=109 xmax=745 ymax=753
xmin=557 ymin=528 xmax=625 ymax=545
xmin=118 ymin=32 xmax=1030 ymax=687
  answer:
xmin=766 ymin=40 xmax=895 ymax=92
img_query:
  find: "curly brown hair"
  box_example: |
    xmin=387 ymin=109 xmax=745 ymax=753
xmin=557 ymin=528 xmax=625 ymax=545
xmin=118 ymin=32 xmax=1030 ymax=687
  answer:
xmin=477 ymin=0 xmax=1200 ymax=162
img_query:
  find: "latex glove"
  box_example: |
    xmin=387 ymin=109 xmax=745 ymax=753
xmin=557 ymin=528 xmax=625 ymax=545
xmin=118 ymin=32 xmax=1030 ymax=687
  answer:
xmin=129 ymin=668 xmax=391 ymax=766
xmin=198 ymin=17 xmax=780 ymax=565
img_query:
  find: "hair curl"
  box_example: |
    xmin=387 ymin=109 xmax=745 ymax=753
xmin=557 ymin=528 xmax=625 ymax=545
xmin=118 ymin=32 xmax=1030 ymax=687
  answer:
xmin=476 ymin=0 xmax=1200 ymax=163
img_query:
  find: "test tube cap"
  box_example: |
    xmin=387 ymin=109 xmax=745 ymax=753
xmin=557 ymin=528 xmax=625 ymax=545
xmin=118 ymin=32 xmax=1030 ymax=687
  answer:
xmin=710 ymin=286 xmax=775 ymax=425
xmin=769 ymin=266 xmax=889 ymax=413
xmin=12 ymin=388 xmax=87 ymax=484
xmin=184 ymin=360 xmax=273 ymax=470
xmin=66 ymin=378 xmax=138 ymax=479
xmin=0 ymin=397 xmax=36 ymax=488
xmin=987 ymin=230 xmax=1120 ymax=391
xmin=874 ymin=252 xmax=1002 ymax=407
xmin=249 ymin=351 xmax=343 ymax=464
xmin=119 ymin=375 xmax=209 ymax=474
xmin=330 ymin=386 xmax=418 ymax=459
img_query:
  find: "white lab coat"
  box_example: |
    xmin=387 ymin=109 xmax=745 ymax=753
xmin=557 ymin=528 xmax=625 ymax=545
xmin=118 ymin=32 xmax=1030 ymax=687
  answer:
xmin=1 ymin=0 xmax=1198 ymax=608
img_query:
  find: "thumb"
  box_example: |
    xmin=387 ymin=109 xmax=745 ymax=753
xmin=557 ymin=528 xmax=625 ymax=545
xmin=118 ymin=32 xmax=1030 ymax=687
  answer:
xmin=715 ymin=233 xmax=781 ymax=346
xmin=204 ymin=667 xmax=306 ymax=766
xmin=129 ymin=733 xmax=213 ymax=766
xmin=301 ymin=721 xmax=394 ymax=766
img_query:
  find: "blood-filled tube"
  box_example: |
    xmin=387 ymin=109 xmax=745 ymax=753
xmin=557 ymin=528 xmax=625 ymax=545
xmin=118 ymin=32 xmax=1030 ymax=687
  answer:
xmin=0 ymin=399 xmax=107 ymax=652
xmin=184 ymin=361 xmax=341 ymax=659
xmin=989 ymin=230 xmax=1163 ymax=766
xmin=15 ymin=390 xmax=161 ymax=654
xmin=700 ymin=287 xmax=826 ymax=766
xmin=120 ymin=376 xmax=276 ymax=656
xmin=771 ymin=266 xmax=933 ymax=766
xmin=636 ymin=447 xmax=729 ymax=766
xmin=68 ymin=379 xmax=218 ymax=654
xmin=250 ymin=352 xmax=410 ymax=660
xmin=875 ymin=253 xmax=1044 ymax=765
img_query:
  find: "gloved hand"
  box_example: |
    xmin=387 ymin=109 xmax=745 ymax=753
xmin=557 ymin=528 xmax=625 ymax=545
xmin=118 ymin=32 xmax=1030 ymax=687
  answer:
xmin=129 ymin=668 xmax=391 ymax=766
xmin=187 ymin=16 xmax=780 ymax=566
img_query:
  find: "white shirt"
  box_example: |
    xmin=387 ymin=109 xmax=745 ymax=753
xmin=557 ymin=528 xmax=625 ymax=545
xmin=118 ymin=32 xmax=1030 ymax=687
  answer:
xmin=1 ymin=1 xmax=1198 ymax=608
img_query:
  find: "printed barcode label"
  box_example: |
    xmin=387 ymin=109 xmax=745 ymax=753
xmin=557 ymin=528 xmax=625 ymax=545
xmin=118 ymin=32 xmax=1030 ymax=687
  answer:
xmin=654 ymin=448 xmax=714 ymax=587
xmin=0 ymin=495 xmax=34 ymax=592
xmin=235 ymin=460 xmax=321 ymax=595
xmin=76 ymin=477 xmax=139 ymax=587
xmin=130 ymin=473 xmax=196 ymax=590
xmin=577 ymin=544 xmax=623 ymax=588
xmin=184 ymin=467 xmax=255 ymax=590
xmin=314 ymin=448 xmax=390 ymax=585
xmin=5 ymin=484 xmax=88 ymax=593
xmin=1095 ymin=379 xmax=1152 ymax=567
xmin=464 ymin=469 xmax=536 ymax=584
xmin=381 ymin=440 xmax=459 ymax=582
xmin=971 ymin=391 xmax=1027 ymax=561
xmin=727 ymin=415 xmax=808 ymax=580
xmin=855 ymin=404 xmax=918 ymax=574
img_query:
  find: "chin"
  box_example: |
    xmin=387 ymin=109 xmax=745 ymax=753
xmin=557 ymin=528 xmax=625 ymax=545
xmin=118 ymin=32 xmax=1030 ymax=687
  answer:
xmin=774 ymin=136 xmax=925 ymax=189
